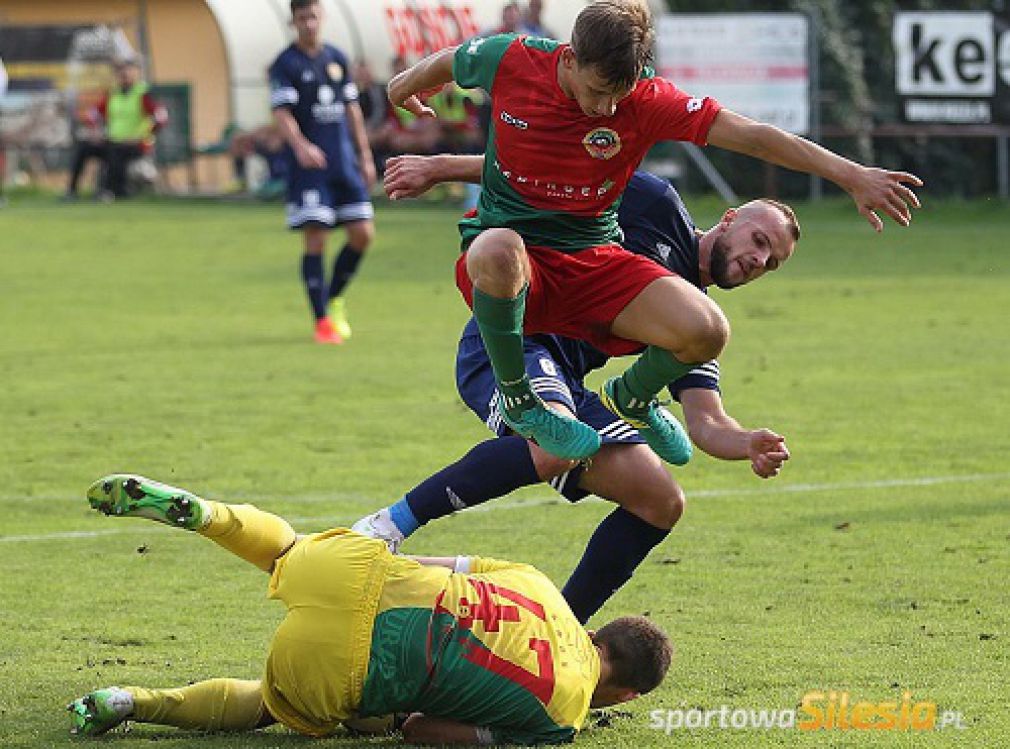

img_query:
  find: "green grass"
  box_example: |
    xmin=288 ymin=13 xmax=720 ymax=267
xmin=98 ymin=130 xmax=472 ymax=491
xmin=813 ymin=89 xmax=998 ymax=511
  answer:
xmin=0 ymin=194 xmax=1008 ymax=747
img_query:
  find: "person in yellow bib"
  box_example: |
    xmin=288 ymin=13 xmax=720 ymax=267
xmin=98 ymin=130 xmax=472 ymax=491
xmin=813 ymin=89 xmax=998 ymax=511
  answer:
xmin=95 ymin=58 xmax=167 ymax=199
xmin=68 ymin=474 xmax=671 ymax=745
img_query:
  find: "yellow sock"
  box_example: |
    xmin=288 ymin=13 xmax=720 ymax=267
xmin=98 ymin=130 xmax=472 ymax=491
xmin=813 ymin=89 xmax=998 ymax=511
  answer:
xmin=199 ymin=502 xmax=297 ymax=572
xmin=127 ymin=678 xmax=265 ymax=731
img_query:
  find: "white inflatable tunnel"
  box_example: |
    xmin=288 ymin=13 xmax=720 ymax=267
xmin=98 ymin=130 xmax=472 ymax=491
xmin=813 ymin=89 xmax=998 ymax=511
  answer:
xmin=204 ymin=0 xmax=664 ymax=128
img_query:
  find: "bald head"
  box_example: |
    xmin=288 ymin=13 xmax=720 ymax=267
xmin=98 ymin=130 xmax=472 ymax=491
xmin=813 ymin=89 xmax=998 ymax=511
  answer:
xmin=704 ymin=199 xmax=799 ymax=289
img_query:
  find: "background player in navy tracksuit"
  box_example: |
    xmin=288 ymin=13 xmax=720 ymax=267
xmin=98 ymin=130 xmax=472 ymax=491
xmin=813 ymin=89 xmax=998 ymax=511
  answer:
xmin=269 ymin=0 xmax=376 ymax=344
xmin=355 ymin=156 xmax=796 ymax=623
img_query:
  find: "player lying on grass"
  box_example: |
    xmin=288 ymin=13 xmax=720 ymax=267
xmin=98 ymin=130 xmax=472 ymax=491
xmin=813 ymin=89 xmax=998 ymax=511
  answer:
xmin=68 ymin=475 xmax=671 ymax=745
xmin=354 ymin=154 xmax=791 ymax=624
xmin=388 ymin=0 xmax=921 ymax=465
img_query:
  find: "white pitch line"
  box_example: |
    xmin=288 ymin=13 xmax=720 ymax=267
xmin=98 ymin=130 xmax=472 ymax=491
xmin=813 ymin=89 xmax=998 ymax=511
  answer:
xmin=687 ymin=471 xmax=1010 ymax=498
xmin=0 ymin=529 xmax=128 ymax=543
xmin=2 ymin=471 xmax=1008 ymax=544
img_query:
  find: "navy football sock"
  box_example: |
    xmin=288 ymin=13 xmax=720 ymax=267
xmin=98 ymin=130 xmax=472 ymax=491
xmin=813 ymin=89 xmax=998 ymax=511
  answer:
xmin=391 ymin=437 xmax=539 ymax=534
xmin=562 ymin=507 xmax=670 ymax=624
xmin=301 ymin=254 xmax=328 ymax=320
xmin=328 ymin=244 xmax=363 ymax=300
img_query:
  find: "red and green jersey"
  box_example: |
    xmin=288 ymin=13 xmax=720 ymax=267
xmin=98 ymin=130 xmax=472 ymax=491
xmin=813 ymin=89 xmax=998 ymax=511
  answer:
xmin=453 ymin=33 xmax=721 ymax=251
xmin=359 ymin=556 xmax=599 ymax=745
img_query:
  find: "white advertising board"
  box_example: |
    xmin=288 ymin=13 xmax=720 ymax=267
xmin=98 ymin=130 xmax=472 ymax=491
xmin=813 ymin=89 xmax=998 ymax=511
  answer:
xmin=656 ymin=13 xmax=810 ymax=135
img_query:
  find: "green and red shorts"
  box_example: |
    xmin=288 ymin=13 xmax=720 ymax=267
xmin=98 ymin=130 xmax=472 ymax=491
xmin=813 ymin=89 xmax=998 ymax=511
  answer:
xmin=455 ymin=241 xmax=672 ymax=356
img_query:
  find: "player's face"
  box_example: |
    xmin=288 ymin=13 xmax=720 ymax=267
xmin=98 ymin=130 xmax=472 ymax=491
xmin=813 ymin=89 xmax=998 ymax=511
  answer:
xmin=501 ymin=4 xmax=522 ymax=32
xmin=292 ymin=3 xmax=324 ymax=47
xmin=559 ymin=49 xmax=634 ymax=118
xmin=590 ymin=681 xmax=638 ymax=708
xmin=116 ymin=63 xmax=139 ymax=88
xmin=709 ymin=203 xmax=796 ymax=290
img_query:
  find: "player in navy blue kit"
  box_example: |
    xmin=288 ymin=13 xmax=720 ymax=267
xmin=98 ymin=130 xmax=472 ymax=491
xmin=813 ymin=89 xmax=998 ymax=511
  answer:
xmin=354 ymin=154 xmax=796 ymax=623
xmin=270 ymin=0 xmax=376 ymax=344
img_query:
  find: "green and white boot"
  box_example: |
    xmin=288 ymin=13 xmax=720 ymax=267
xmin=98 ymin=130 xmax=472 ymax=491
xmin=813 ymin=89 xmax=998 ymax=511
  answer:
xmin=498 ymin=391 xmax=601 ymax=461
xmin=599 ymin=377 xmax=693 ymax=466
xmin=67 ymin=687 xmax=134 ymax=736
xmin=87 ymin=475 xmax=209 ymax=530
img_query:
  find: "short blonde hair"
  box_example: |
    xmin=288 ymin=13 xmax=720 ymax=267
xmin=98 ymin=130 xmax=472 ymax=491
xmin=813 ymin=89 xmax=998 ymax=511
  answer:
xmin=758 ymin=198 xmax=801 ymax=242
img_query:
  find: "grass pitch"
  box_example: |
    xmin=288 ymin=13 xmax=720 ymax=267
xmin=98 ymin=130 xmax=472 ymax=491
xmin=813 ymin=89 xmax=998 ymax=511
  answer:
xmin=0 ymin=194 xmax=1008 ymax=747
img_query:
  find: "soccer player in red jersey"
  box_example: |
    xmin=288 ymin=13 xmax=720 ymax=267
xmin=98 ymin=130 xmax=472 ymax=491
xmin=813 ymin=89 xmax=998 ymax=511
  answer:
xmin=388 ymin=0 xmax=922 ymax=464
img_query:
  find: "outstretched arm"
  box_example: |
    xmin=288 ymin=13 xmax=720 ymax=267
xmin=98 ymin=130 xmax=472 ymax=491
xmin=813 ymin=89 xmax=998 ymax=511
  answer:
xmin=401 ymin=714 xmax=566 ymax=746
xmin=707 ymin=108 xmax=922 ymax=232
xmin=387 ymin=47 xmax=457 ymax=119
xmin=410 ymin=555 xmax=530 ymax=574
xmin=401 ymin=714 xmax=486 ymax=745
xmin=384 ymin=153 xmax=484 ymax=199
xmin=680 ymin=388 xmax=789 ymax=478
xmin=409 ymin=555 xmax=468 ymax=571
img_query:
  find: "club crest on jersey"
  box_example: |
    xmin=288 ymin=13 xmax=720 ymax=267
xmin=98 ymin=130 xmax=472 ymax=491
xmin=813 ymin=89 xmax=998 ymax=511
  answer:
xmin=582 ymin=127 xmax=621 ymax=160
xmin=317 ymin=84 xmax=336 ymax=105
xmin=327 ymin=62 xmax=344 ymax=81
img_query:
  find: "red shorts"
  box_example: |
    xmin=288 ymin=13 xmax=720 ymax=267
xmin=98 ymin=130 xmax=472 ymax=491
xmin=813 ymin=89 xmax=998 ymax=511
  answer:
xmin=455 ymin=242 xmax=673 ymax=356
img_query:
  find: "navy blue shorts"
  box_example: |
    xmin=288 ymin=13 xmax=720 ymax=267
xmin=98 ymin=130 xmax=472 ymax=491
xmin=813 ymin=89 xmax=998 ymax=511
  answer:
xmin=286 ymin=167 xmax=372 ymax=229
xmin=456 ymin=332 xmax=645 ymax=502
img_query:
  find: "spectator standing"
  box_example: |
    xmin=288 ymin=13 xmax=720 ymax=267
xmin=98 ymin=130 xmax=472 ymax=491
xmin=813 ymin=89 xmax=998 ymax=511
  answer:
xmin=520 ymin=0 xmax=555 ymax=38
xmin=95 ymin=58 xmax=167 ymax=199
xmin=482 ymin=2 xmax=522 ymax=36
xmin=0 ymin=56 xmax=7 ymax=205
xmin=63 ymin=111 xmax=106 ymax=200
xmin=352 ymin=59 xmax=392 ymax=175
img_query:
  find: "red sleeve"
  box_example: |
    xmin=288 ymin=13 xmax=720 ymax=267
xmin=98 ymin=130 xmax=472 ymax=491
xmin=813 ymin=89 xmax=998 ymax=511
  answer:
xmin=142 ymin=93 xmax=168 ymax=130
xmin=96 ymin=94 xmax=109 ymax=121
xmin=636 ymin=76 xmax=721 ymax=146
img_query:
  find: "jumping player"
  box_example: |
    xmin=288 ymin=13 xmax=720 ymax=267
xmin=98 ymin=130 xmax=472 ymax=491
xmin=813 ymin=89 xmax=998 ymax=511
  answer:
xmin=270 ymin=0 xmax=376 ymax=344
xmin=387 ymin=1 xmax=921 ymax=461
xmin=68 ymin=475 xmax=671 ymax=745
xmin=354 ymin=154 xmax=793 ymax=624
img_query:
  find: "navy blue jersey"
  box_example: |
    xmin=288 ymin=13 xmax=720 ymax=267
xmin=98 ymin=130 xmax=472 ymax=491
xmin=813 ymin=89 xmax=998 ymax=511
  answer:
xmin=269 ymin=43 xmax=360 ymax=176
xmin=460 ymin=171 xmax=720 ymax=398
xmin=617 ymin=171 xmax=703 ymax=289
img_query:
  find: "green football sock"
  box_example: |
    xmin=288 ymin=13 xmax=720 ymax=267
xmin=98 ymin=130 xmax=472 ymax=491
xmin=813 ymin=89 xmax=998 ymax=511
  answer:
xmin=614 ymin=346 xmax=694 ymax=413
xmin=473 ymin=285 xmax=534 ymax=414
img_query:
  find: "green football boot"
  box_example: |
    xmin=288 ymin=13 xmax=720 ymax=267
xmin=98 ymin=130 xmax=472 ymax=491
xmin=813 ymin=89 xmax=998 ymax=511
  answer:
xmin=599 ymin=377 xmax=693 ymax=466
xmin=499 ymin=392 xmax=601 ymax=461
xmin=67 ymin=687 xmax=134 ymax=737
xmin=87 ymin=474 xmax=208 ymax=530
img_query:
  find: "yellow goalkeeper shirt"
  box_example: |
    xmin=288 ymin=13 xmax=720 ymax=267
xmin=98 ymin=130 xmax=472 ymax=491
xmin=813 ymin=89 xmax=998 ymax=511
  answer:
xmin=361 ymin=554 xmax=600 ymax=745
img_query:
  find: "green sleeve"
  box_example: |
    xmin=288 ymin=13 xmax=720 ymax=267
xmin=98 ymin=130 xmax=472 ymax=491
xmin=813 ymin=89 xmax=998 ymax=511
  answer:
xmin=453 ymin=33 xmax=517 ymax=92
xmin=490 ymin=726 xmax=576 ymax=745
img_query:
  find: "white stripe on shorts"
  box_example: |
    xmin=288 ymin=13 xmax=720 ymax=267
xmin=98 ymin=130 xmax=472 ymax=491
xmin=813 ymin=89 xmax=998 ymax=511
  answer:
xmin=287 ymin=205 xmax=336 ymax=227
xmin=599 ymin=421 xmax=640 ymax=440
xmin=335 ymin=202 xmax=374 ymax=223
xmin=529 ymin=377 xmax=573 ymax=401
